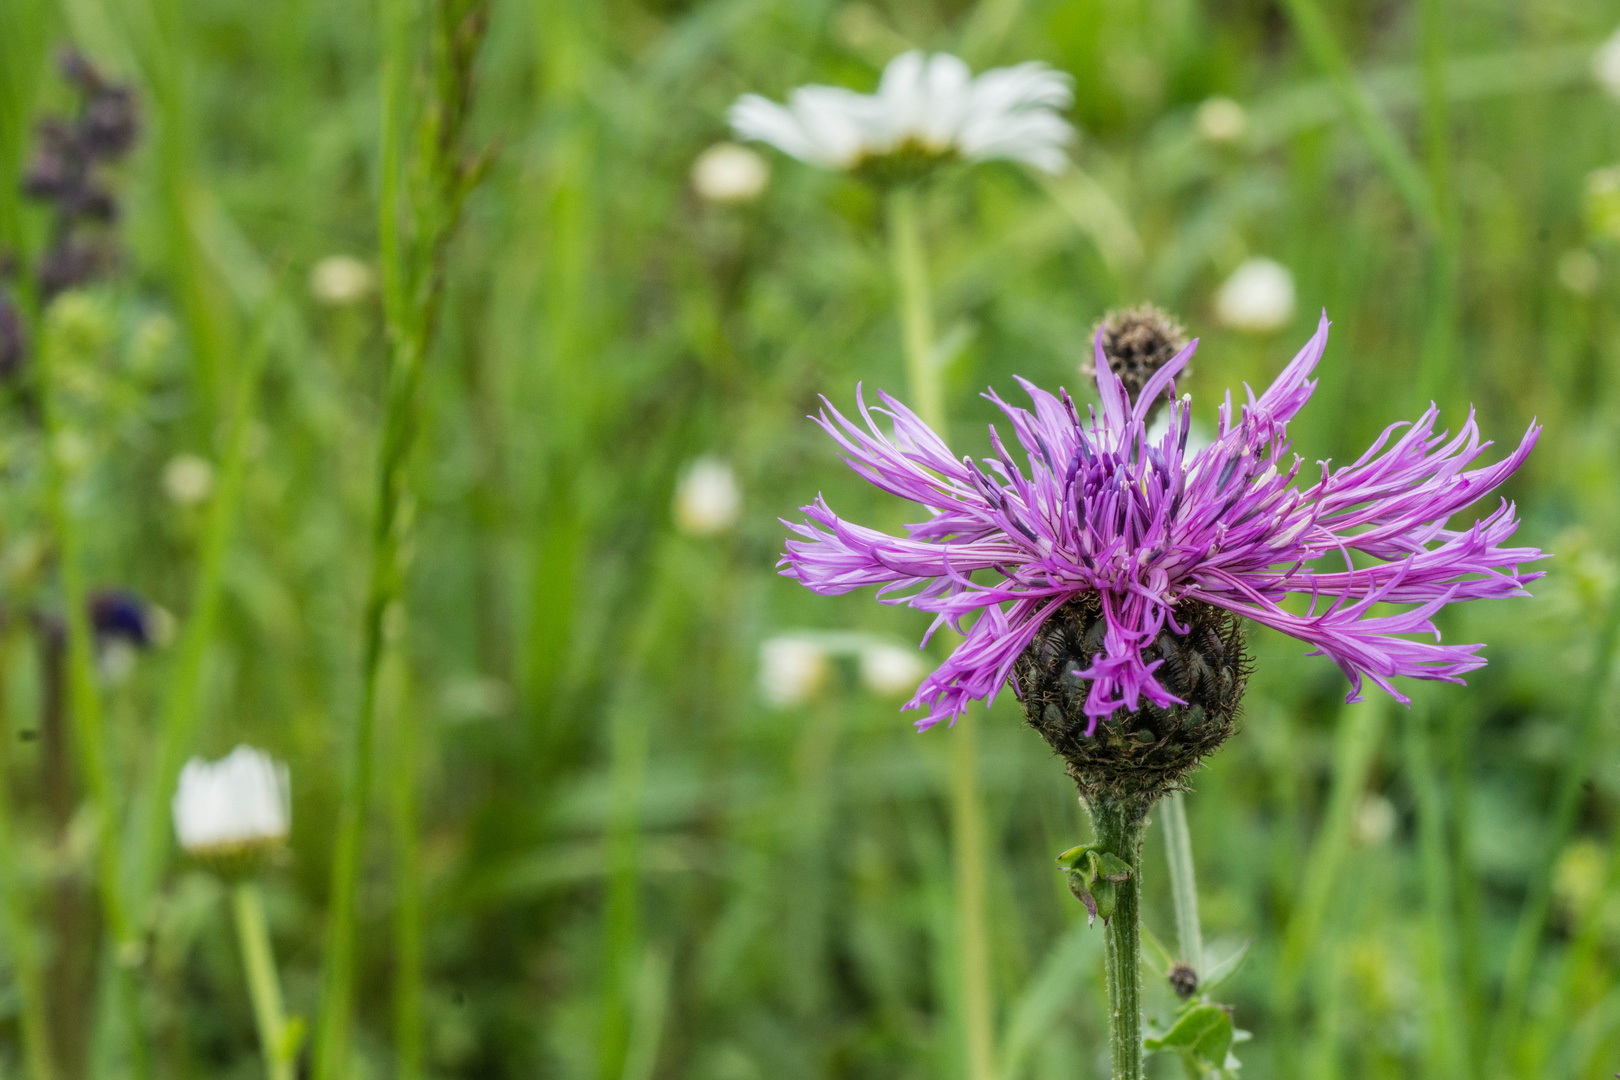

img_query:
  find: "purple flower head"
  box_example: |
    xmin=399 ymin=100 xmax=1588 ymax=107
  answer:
xmin=780 ymin=314 xmax=1543 ymax=734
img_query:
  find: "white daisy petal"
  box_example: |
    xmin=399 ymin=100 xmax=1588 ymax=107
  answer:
xmin=729 ymin=52 xmax=1076 ymax=177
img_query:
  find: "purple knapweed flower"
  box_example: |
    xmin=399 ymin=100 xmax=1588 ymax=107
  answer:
xmin=780 ymin=313 xmax=1543 ymax=734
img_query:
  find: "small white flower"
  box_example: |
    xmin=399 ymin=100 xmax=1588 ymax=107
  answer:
xmin=691 ymin=143 xmax=770 ymax=204
xmin=1353 ymin=794 xmax=1396 ymax=846
xmin=1214 ymin=257 xmax=1296 ymax=333
xmin=674 ymin=456 xmax=741 ymax=536
xmin=1194 ymin=97 xmax=1248 ymax=144
xmin=1557 ymin=249 xmax=1601 ymax=296
xmin=859 ymin=641 xmax=924 ymax=697
xmin=172 ymin=745 xmax=290 ymax=854
xmin=759 ymin=637 xmax=828 ymax=708
xmin=163 ymin=453 xmax=215 ymax=505
xmin=1594 ymin=27 xmax=1620 ymax=100
xmin=310 ymin=255 xmax=374 ymax=306
xmin=730 ymin=51 xmax=1075 ymax=176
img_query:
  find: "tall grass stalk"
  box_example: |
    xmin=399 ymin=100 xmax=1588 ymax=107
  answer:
xmin=386 ymin=648 xmax=424 ymax=1080
xmin=1402 ymin=707 xmax=1469 ymax=1079
xmin=124 ymin=303 xmax=270 ymax=916
xmin=1273 ymin=702 xmax=1387 ymax=1021
xmin=35 ymin=300 xmax=150 ymax=1079
xmin=886 ymin=183 xmax=995 ymax=1080
xmin=1278 ymin=0 xmax=1441 ymax=235
xmin=311 ymin=0 xmax=490 ymax=1072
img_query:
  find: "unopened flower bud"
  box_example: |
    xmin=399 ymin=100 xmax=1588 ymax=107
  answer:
xmin=759 ymin=636 xmax=828 ymax=708
xmin=1085 ymin=304 xmax=1189 ymax=422
xmin=859 ymin=641 xmax=924 ymax=697
xmin=1168 ymin=962 xmax=1199 ymax=999
xmin=310 ymin=255 xmax=374 ymax=306
xmin=1194 ymin=97 xmax=1247 ymax=144
xmin=163 ymin=453 xmax=216 ymax=505
xmin=691 ymin=143 xmax=770 ymax=204
xmin=674 ymin=456 xmax=741 ymax=536
xmin=1215 ymin=258 xmax=1295 ymax=333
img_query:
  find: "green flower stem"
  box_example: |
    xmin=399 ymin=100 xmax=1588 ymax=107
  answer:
xmin=885 ymin=183 xmax=995 ymax=1080
xmin=232 ymin=882 xmax=294 ymax=1080
xmin=886 ymin=186 xmax=944 ymax=434
xmin=1091 ymin=798 xmax=1147 ymax=1080
xmin=36 ymin=302 xmax=151 ymax=1078
xmin=1160 ymin=790 xmax=1202 ymax=971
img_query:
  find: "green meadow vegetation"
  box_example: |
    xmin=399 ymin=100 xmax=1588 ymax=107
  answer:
xmin=0 ymin=0 xmax=1618 ymax=1077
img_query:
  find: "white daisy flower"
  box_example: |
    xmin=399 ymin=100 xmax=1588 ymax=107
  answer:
xmin=1214 ymin=257 xmax=1296 ymax=333
xmin=730 ymin=51 xmax=1075 ymax=178
xmin=172 ymin=745 xmax=290 ymax=859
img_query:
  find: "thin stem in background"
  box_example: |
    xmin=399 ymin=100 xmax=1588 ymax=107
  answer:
xmin=0 ymin=626 xmax=57 ymax=1080
xmin=34 ymin=288 xmax=150 ymax=1079
xmin=1402 ymin=707 xmax=1469 ymax=1079
xmin=1272 ymin=702 xmax=1387 ymax=1016
xmin=1091 ymin=799 xmax=1145 ymax=1080
xmin=232 ymin=881 xmax=295 ymax=1080
xmin=885 ymin=183 xmax=995 ymax=1080
xmin=1415 ymin=0 xmax=1461 ymax=411
xmin=386 ymin=647 xmax=424 ymax=1080
xmin=1160 ymin=790 xmax=1201 ymax=972
xmin=1490 ymin=570 xmax=1620 ymax=1063
xmin=1278 ymin=0 xmax=1440 ymax=236
xmin=124 ymin=303 xmax=270 ymax=919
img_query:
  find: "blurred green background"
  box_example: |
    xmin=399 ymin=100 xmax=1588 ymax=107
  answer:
xmin=0 ymin=0 xmax=1619 ymax=1077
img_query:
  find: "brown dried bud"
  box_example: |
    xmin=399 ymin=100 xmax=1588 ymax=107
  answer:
xmin=1169 ymin=962 xmax=1199 ymax=999
xmin=1083 ymin=304 xmax=1190 ymax=423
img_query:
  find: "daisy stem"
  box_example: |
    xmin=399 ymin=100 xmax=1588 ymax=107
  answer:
xmin=886 ymin=185 xmax=944 ymax=433
xmin=232 ymin=881 xmax=295 ymax=1080
xmin=1160 ymin=790 xmax=1202 ymax=972
xmin=1091 ymin=798 xmax=1147 ymax=1080
xmin=885 ymin=184 xmax=995 ymax=1080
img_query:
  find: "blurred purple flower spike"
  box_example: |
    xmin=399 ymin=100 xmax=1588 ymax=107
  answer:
xmin=780 ymin=313 xmax=1544 ymax=733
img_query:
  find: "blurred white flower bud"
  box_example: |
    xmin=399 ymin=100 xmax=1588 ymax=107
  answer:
xmin=1195 ymin=97 xmax=1248 ymax=144
xmin=1594 ymin=27 xmax=1620 ymax=100
xmin=1557 ymin=249 xmax=1601 ymax=296
xmin=163 ymin=453 xmax=215 ymax=505
xmin=674 ymin=456 xmax=741 ymax=536
xmin=310 ymin=255 xmax=374 ymax=306
xmin=859 ymin=641 xmax=924 ymax=697
xmin=759 ymin=636 xmax=828 ymax=708
xmin=691 ymin=142 xmax=770 ymax=204
xmin=172 ymin=745 xmax=290 ymax=860
xmin=1353 ymin=794 xmax=1396 ymax=846
xmin=1215 ymin=257 xmax=1295 ymax=333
